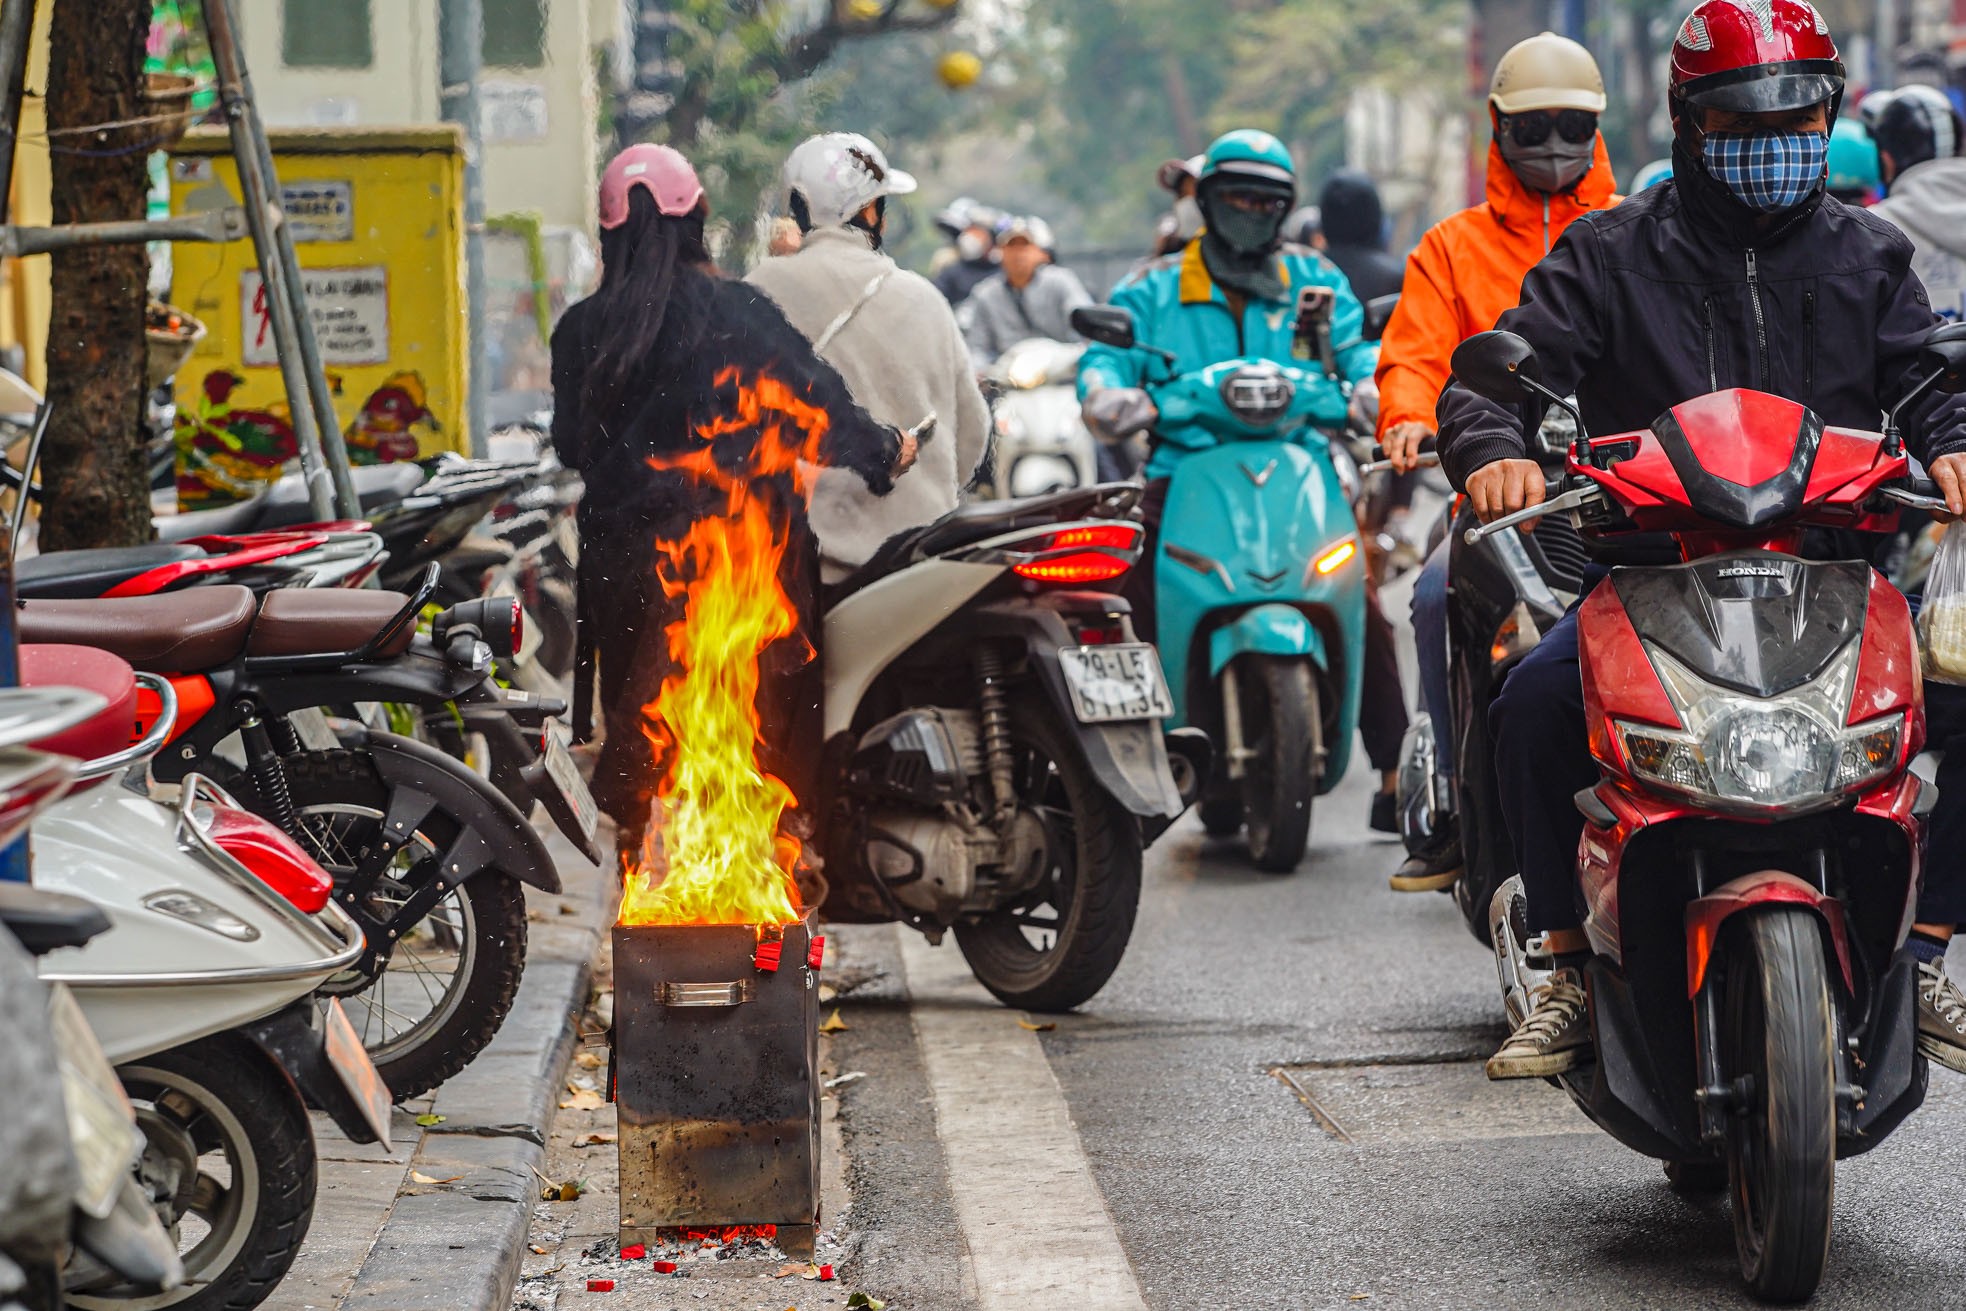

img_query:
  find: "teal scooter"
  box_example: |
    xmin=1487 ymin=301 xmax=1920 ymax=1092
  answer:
xmin=1072 ymin=305 xmax=1366 ymax=871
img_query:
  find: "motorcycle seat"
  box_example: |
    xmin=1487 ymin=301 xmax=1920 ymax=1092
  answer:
xmin=0 ymin=883 xmax=111 ymax=956
xmin=247 ymin=587 xmax=417 ymax=660
xmin=19 ymin=586 xmax=260 ymax=672
xmin=155 ymin=463 xmax=427 ymax=542
xmin=14 ymin=543 xmax=206 ymax=600
xmin=19 ymin=644 xmax=139 ymax=762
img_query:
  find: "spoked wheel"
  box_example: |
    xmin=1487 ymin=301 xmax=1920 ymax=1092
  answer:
xmin=222 ymin=750 xmax=529 ymax=1100
xmin=955 ymin=704 xmax=1142 ymax=1012
xmin=68 ymin=1036 xmax=314 ymax=1311
xmin=1721 ymin=907 xmax=1836 ymax=1303
xmin=1235 ymin=656 xmax=1319 ymax=874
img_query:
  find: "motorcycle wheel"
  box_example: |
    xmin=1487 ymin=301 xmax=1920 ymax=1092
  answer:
xmin=220 ymin=750 xmax=529 ymax=1101
xmin=1198 ymin=799 xmax=1243 ymax=837
xmin=69 ymin=1036 xmax=314 ymax=1311
xmin=1237 ymin=657 xmax=1318 ymax=874
xmin=954 ymin=704 xmax=1142 ymax=1012
xmin=1720 ymin=907 xmax=1836 ymax=1303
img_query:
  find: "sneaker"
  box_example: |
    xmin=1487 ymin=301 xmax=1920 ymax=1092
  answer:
xmin=1389 ymin=831 xmax=1463 ymax=893
xmin=1369 ymin=790 xmax=1398 ymax=834
xmin=1485 ymin=969 xmax=1591 ymax=1079
xmin=1916 ymin=957 xmax=1966 ymax=1075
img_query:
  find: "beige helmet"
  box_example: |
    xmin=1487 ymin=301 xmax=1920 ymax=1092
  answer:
xmin=1489 ymin=32 xmax=1607 ymax=115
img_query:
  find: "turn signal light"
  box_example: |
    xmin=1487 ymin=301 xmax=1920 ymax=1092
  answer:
xmin=1312 ymin=538 xmax=1358 ymax=576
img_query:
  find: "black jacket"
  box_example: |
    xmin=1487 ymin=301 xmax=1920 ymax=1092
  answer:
xmin=1438 ymin=145 xmax=1966 ymax=490
xmin=1325 ymin=242 xmax=1405 ymax=306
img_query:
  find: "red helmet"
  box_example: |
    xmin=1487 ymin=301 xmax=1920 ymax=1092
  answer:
xmin=1669 ymin=0 xmax=1844 ymax=115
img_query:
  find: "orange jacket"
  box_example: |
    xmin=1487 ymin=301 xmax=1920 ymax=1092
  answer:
xmin=1375 ymin=137 xmax=1619 ymax=435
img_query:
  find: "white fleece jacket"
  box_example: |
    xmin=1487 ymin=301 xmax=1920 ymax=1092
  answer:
xmin=1873 ymin=157 xmax=1966 ymax=323
xmin=748 ymin=226 xmax=991 ymax=581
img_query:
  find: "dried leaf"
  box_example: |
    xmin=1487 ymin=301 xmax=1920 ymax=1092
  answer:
xmin=772 ymin=1262 xmax=811 ymax=1279
xmin=573 ymin=1051 xmax=604 ymax=1069
xmin=409 ymin=1170 xmax=461 ymax=1185
xmin=819 ymin=1009 xmax=849 ymax=1034
xmin=559 ymin=1089 xmax=606 ymax=1111
xmin=817 ymin=983 xmax=838 ymax=1003
xmin=540 ymin=1178 xmax=584 ymax=1202
xmin=1017 ymin=1019 xmax=1057 ymax=1032
xmin=576 ymin=1130 xmax=617 ymax=1147
xmin=414 ymin=1113 xmax=446 ymax=1127
xmin=846 ymin=1294 xmax=886 ymax=1310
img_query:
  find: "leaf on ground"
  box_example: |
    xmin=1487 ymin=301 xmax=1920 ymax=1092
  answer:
xmin=846 ymin=1294 xmax=886 ymax=1310
xmin=573 ymin=1050 xmax=604 ymax=1069
xmin=559 ymin=1089 xmax=606 ymax=1111
xmin=819 ymin=1009 xmax=849 ymax=1034
xmin=1016 ymin=1019 xmax=1057 ymax=1032
xmin=817 ymin=983 xmax=838 ymax=1003
xmin=414 ymin=1113 xmax=446 ymax=1127
xmin=408 ymin=1170 xmax=461 ymax=1185
xmin=772 ymin=1262 xmax=812 ymax=1279
xmin=576 ymin=1130 xmax=617 ymax=1146
xmin=540 ymin=1178 xmax=584 ymax=1202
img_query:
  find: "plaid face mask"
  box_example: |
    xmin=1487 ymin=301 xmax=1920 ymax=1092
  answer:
xmin=1702 ymin=129 xmax=1829 ymax=212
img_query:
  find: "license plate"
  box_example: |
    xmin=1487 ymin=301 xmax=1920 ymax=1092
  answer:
xmin=544 ymin=720 xmax=600 ymax=843
xmin=1058 ymin=643 xmax=1174 ymax=723
xmin=322 ymin=998 xmax=393 ymax=1149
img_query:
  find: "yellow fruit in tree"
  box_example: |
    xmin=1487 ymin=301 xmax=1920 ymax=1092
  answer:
xmin=847 ymin=0 xmax=883 ymax=19
xmin=937 ymin=50 xmax=982 ymax=89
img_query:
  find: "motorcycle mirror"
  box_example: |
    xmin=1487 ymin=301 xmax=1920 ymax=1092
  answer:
xmin=1363 ymin=293 xmax=1399 ymax=343
xmin=1071 ymin=305 xmax=1139 ymax=351
xmin=1922 ymin=322 xmax=1966 ymax=395
xmin=1449 ymin=331 xmax=1540 ymax=403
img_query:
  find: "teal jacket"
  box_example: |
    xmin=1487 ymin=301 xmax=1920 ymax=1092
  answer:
xmin=1077 ymin=239 xmax=1377 ymax=477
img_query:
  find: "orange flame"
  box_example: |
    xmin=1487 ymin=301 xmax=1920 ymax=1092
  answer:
xmin=617 ymin=368 xmax=835 ymax=928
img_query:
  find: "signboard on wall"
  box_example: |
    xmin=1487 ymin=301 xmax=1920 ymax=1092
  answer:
xmin=280 ymin=180 xmax=354 ymax=243
xmin=240 ymin=267 xmax=389 ymax=366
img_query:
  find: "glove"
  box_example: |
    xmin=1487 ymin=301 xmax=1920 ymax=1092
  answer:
xmin=1082 ymin=387 xmax=1159 ymax=441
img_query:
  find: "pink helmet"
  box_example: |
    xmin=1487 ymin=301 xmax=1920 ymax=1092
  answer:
xmin=598 ymin=144 xmax=704 ymax=230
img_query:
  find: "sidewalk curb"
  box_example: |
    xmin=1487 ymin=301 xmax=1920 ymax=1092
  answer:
xmin=341 ymin=833 xmax=606 ymax=1310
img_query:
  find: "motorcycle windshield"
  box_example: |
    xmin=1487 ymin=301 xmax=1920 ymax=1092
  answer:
xmin=1611 ymin=553 xmax=1870 ymax=698
xmin=1646 ymin=389 xmax=1823 ymax=528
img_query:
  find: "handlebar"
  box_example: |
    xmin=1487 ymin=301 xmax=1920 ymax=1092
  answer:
xmin=1358 ymin=452 xmax=1440 ymax=477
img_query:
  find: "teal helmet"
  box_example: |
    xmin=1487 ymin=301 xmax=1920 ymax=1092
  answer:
xmin=1629 ymin=157 xmax=1673 ymax=191
xmin=1828 ymin=116 xmax=1881 ymax=198
xmin=1197 ymin=129 xmax=1297 ymax=192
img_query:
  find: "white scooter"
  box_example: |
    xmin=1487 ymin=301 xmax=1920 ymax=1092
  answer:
xmin=982 ymin=338 xmax=1103 ymax=497
xmin=22 ymin=648 xmax=388 ymax=1311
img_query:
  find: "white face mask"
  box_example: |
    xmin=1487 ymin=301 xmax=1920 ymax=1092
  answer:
xmin=1173 ymin=195 xmax=1203 ymax=240
xmin=956 ymin=231 xmax=989 ymax=262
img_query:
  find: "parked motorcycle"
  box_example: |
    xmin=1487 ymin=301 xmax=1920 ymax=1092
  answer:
xmin=817 ymin=481 xmax=1201 ymax=1010
xmin=981 ymin=338 xmax=1102 ymax=498
xmin=1070 ymin=303 xmax=1364 ymax=872
xmin=18 ymin=583 xmax=599 ymax=1098
xmin=1456 ymin=323 xmax=1966 ymax=1301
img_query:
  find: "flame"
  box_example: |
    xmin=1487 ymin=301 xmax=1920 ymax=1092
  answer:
xmin=617 ymin=368 xmax=836 ymax=928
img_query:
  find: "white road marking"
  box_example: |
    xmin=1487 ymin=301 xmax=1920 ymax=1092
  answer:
xmin=898 ymin=929 xmax=1149 ymax=1311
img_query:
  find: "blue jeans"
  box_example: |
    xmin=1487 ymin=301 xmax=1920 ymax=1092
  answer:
xmin=1411 ymin=541 xmax=1453 ymax=783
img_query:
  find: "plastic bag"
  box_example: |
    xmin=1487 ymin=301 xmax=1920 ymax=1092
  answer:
xmin=1920 ymin=520 xmax=1966 ymax=684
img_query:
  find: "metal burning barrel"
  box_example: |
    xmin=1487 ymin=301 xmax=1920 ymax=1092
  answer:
xmin=611 ymin=919 xmax=821 ymax=1258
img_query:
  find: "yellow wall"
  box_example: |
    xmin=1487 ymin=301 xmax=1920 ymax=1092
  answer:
xmin=0 ymin=0 xmax=54 ymax=391
xmin=168 ymin=125 xmax=469 ymax=474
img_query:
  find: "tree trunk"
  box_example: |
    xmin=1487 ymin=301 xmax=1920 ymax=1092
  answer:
xmin=41 ymin=0 xmax=153 ymax=551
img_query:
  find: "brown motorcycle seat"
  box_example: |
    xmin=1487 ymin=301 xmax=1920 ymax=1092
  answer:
xmin=248 ymin=587 xmax=416 ymax=659
xmin=18 ymin=586 xmax=259 ymax=672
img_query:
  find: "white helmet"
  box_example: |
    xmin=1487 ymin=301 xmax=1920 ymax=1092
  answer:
xmin=784 ymin=133 xmax=918 ymax=228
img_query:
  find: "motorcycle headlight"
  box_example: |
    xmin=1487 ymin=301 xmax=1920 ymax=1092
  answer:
xmin=1613 ymin=641 xmax=1902 ymax=813
xmin=1219 ymin=364 xmax=1295 ymax=427
xmin=1006 ymin=354 xmax=1051 ymax=390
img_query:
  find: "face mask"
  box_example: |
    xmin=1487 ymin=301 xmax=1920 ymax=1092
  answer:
xmin=1202 ymin=194 xmax=1288 ymax=257
xmin=1701 ymin=129 xmax=1829 ymax=212
xmin=1173 ymin=195 xmax=1203 ymax=240
xmin=1499 ymin=137 xmax=1596 ymax=194
xmin=956 ymin=231 xmax=988 ymax=262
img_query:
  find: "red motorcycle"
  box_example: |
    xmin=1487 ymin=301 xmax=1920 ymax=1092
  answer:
xmin=1456 ymin=322 xmax=1966 ymax=1302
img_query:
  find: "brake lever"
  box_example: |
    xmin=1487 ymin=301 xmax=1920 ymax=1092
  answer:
xmin=1463 ymin=482 xmax=1607 ymax=545
xmin=1877 ymin=485 xmax=1949 ymax=513
xmin=1358 ymin=452 xmax=1440 ymax=477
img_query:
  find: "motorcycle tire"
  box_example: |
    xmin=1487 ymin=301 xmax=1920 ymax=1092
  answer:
xmin=1721 ymin=906 xmax=1836 ymax=1303
xmin=954 ymin=703 xmax=1142 ymax=1012
xmin=71 ymin=1035 xmax=315 ymax=1311
xmin=1238 ymin=656 xmax=1318 ymax=874
xmin=219 ymin=749 xmax=529 ymax=1101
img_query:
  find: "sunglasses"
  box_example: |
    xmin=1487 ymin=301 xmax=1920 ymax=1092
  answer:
xmin=1216 ymin=189 xmax=1292 ymax=215
xmin=1502 ymin=109 xmax=1599 ymax=148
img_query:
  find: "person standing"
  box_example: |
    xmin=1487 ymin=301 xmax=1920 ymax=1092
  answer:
xmin=552 ymin=144 xmax=916 ymax=842
xmin=959 ymin=216 xmax=1094 ymax=368
xmin=748 ymin=133 xmax=991 ymax=585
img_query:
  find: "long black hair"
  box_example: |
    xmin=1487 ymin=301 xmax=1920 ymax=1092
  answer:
xmin=579 ymin=186 xmax=712 ymax=444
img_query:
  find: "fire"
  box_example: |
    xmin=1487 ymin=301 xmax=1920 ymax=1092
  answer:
xmin=617 ymin=368 xmax=836 ymax=928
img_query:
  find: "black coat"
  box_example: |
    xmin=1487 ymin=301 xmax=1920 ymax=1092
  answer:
xmin=551 ymin=267 xmax=899 ymax=834
xmin=1438 ymin=145 xmax=1966 ymax=491
xmin=1324 ymin=242 xmax=1405 ymax=307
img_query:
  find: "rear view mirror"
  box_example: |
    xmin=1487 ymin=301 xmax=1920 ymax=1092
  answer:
xmin=1922 ymin=322 xmax=1966 ymax=395
xmin=1071 ymin=306 xmax=1137 ymax=351
xmin=1450 ymin=331 xmax=1540 ymax=403
xmin=1363 ymin=293 xmax=1399 ymax=343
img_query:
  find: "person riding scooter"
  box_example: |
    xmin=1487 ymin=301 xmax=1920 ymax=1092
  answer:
xmin=1431 ymin=0 xmax=1966 ymax=1079
xmin=1079 ymin=128 xmax=1411 ymax=832
xmin=960 ymin=215 xmax=1093 ymax=369
xmin=1870 ymin=85 xmax=1966 ymax=321
xmin=1376 ymin=31 xmax=1619 ymax=891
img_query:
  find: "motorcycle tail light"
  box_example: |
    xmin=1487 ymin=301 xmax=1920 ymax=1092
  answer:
xmin=197 ymin=804 xmax=333 ymax=914
xmin=1009 ymin=523 xmax=1142 ymax=586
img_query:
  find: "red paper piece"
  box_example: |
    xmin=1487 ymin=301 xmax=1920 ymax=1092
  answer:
xmin=619 ymin=1244 xmax=645 ymax=1261
xmin=754 ymin=939 xmax=783 ymax=972
xmin=586 ymin=1278 xmax=614 ymax=1292
xmin=807 ymin=935 xmax=826 ymax=970
xmin=653 ymin=1260 xmax=679 ymax=1274
xmin=818 ymin=1263 xmax=836 ymax=1281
